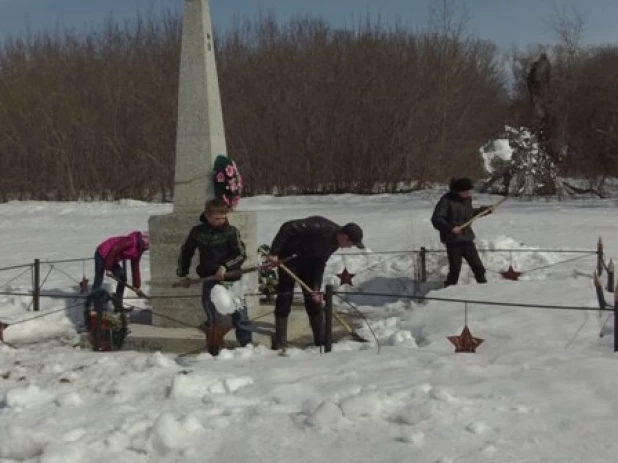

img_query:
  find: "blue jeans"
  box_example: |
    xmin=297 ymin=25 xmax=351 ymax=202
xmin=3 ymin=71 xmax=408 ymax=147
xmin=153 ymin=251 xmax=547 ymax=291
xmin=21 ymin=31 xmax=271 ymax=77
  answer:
xmin=201 ymin=280 xmax=252 ymax=346
xmin=92 ymin=252 xmax=126 ymax=304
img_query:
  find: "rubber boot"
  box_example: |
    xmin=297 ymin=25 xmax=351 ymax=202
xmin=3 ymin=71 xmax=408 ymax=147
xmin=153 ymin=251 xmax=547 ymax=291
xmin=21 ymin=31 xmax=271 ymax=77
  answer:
xmin=205 ymin=323 xmax=227 ymax=356
xmin=308 ymin=312 xmax=324 ymax=347
xmin=272 ymin=317 xmax=288 ymax=350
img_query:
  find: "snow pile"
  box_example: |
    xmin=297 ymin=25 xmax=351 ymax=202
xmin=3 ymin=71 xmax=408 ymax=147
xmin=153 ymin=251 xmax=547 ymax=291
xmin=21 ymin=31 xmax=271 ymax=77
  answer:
xmin=211 ymin=281 xmax=246 ymax=315
xmin=2 ymin=308 xmax=79 ymax=345
xmin=135 ymin=412 xmax=207 ymax=456
xmin=168 ymin=370 xmax=254 ymax=399
xmin=427 ymin=235 xmax=572 ymax=283
xmin=317 ymin=235 xmax=586 ymax=311
xmin=323 ymin=249 xmax=420 ymax=307
xmin=481 ymin=138 xmax=513 ymax=174
xmin=0 ymin=425 xmax=48 ymax=461
xmin=2 ymin=383 xmax=56 ymax=409
xmin=479 ymin=125 xmax=560 ymax=195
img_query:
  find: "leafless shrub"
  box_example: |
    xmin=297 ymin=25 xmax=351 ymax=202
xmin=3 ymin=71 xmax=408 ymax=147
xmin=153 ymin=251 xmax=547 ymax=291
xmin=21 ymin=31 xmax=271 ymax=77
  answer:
xmin=0 ymin=9 xmax=511 ymax=200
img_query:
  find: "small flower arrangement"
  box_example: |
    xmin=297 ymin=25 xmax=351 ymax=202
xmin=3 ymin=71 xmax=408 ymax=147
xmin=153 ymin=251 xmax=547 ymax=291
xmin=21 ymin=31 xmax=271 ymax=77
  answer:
xmin=258 ymin=245 xmax=278 ymax=302
xmin=213 ymin=154 xmax=242 ymax=209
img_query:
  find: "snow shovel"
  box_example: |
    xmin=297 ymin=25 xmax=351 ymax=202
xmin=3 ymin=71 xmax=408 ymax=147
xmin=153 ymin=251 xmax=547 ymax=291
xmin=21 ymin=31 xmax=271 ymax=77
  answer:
xmin=170 ymin=254 xmax=298 ymax=288
xmin=459 ymin=196 xmax=507 ymax=230
xmin=276 ymin=261 xmax=369 ymax=343
xmin=106 ymin=273 xmax=150 ymax=300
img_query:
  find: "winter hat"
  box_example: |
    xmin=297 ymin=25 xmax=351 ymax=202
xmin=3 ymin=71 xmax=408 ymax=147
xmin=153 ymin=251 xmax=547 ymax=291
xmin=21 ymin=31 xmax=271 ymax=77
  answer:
xmin=342 ymin=223 xmax=365 ymax=249
xmin=450 ymin=177 xmax=474 ymax=192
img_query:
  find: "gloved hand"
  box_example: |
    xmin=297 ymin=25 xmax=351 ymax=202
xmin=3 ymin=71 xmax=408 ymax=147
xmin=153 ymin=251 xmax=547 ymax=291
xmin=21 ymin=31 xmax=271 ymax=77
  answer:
xmin=215 ymin=266 xmax=226 ymax=281
xmin=311 ymin=291 xmax=323 ymax=304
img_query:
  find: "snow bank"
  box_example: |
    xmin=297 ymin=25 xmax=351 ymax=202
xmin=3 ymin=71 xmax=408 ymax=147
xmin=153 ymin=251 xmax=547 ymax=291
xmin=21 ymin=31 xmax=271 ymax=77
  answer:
xmin=1 ymin=194 xmax=616 ymax=463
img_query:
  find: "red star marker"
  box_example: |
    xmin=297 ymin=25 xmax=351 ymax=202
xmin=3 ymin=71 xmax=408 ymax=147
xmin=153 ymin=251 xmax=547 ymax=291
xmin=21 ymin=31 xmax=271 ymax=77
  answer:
xmin=447 ymin=325 xmax=484 ymax=353
xmin=500 ymin=265 xmax=522 ymax=281
xmin=336 ymin=267 xmax=355 ymax=286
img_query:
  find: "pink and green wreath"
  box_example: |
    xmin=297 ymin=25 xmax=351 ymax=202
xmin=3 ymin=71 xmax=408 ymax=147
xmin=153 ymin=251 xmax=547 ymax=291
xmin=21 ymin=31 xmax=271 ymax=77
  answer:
xmin=213 ymin=154 xmax=242 ymax=209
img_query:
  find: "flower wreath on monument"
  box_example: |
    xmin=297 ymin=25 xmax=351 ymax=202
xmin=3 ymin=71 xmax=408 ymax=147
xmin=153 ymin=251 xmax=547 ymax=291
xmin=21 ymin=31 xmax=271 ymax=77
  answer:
xmin=213 ymin=154 xmax=242 ymax=209
xmin=257 ymin=244 xmax=278 ymax=302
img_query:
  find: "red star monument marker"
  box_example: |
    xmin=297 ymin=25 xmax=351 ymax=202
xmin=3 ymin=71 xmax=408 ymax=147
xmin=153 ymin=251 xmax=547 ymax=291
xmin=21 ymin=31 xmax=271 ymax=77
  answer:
xmin=447 ymin=325 xmax=484 ymax=353
xmin=336 ymin=267 xmax=355 ymax=286
xmin=500 ymin=265 xmax=522 ymax=281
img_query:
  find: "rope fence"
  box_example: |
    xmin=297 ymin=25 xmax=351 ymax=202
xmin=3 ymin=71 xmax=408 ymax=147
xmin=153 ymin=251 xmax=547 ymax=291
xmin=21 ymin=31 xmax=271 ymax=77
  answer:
xmin=0 ymin=241 xmax=613 ymax=311
xmin=1 ymin=284 xmax=616 ymax=354
xmin=0 ymin=287 xmax=610 ymax=312
xmin=0 ymin=263 xmax=34 ymax=272
xmin=336 ymin=291 xmax=611 ymax=312
xmin=0 ymin=237 xmax=616 ymax=352
xmin=0 ymin=244 xmax=605 ymax=274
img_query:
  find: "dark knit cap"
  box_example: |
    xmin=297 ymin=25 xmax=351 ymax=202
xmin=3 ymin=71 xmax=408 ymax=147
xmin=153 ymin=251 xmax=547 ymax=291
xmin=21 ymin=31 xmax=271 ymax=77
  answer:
xmin=450 ymin=177 xmax=474 ymax=192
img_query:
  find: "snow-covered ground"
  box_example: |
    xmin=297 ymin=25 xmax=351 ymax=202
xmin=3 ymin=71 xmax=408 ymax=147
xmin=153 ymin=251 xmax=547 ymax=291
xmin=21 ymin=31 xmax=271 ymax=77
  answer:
xmin=1 ymin=191 xmax=617 ymax=462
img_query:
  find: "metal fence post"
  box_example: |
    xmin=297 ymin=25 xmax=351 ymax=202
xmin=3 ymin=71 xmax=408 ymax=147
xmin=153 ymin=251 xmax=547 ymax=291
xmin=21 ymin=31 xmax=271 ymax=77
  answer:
xmin=597 ymin=237 xmax=604 ymax=277
xmin=607 ymin=259 xmax=614 ymax=293
xmin=614 ymin=287 xmax=618 ymax=353
xmin=420 ymin=247 xmax=427 ymax=283
xmin=594 ymin=272 xmax=606 ymax=311
xmin=33 ymin=258 xmax=40 ymax=312
xmin=324 ymin=284 xmax=333 ymax=353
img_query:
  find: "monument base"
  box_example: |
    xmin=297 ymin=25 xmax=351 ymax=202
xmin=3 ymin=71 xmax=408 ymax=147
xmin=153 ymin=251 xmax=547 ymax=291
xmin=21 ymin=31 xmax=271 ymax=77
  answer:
xmin=147 ymin=209 xmax=258 ymax=329
xmin=119 ymin=303 xmax=359 ymax=354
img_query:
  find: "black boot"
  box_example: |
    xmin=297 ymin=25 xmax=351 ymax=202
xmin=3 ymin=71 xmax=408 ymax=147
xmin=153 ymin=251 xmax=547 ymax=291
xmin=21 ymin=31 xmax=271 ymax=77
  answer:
xmin=204 ymin=323 xmax=227 ymax=356
xmin=308 ymin=312 xmax=324 ymax=347
xmin=272 ymin=316 xmax=288 ymax=350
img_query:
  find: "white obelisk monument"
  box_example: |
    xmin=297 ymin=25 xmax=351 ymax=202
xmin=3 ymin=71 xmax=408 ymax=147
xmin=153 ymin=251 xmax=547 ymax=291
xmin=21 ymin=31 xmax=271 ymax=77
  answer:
xmin=148 ymin=0 xmax=258 ymax=329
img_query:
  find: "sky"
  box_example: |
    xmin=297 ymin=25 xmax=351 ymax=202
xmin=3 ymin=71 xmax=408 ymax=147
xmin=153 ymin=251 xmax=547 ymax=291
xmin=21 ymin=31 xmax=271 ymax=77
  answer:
xmin=0 ymin=0 xmax=617 ymax=51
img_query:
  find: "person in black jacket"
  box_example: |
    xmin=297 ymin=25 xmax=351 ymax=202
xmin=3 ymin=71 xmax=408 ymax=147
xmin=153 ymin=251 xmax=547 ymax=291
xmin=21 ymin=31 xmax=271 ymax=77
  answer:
xmin=177 ymin=198 xmax=251 ymax=347
xmin=267 ymin=216 xmax=365 ymax=349
xmin=431 ymin=178 xmax=492 ymax=287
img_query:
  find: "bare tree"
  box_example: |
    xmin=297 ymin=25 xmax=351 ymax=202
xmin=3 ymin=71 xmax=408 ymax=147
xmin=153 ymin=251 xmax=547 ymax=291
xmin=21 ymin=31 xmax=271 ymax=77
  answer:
xmin=0 ymin=10 xmax=510 ymax=200
xmin=547 ymin=4 xmax=585 ymax=58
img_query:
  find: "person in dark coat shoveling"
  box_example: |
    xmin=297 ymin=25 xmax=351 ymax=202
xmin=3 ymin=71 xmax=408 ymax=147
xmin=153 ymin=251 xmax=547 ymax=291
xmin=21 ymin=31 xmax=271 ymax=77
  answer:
xmin=266 ymin=216 xmax=365 ymax=349
xmin=431 ymin=177 xmax=493 ymax=287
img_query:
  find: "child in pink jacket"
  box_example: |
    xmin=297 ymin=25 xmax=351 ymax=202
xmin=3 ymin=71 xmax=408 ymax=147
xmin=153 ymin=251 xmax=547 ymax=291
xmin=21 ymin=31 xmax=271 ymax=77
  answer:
xmin=92 ymin=231 xmax=149 ymax=307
